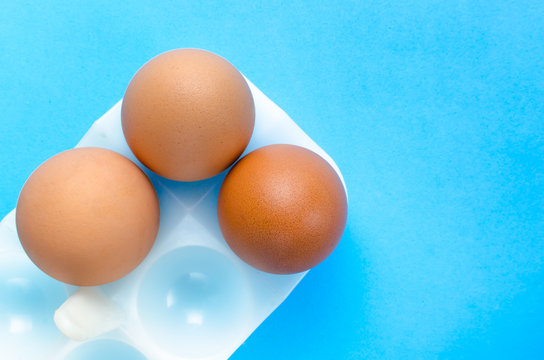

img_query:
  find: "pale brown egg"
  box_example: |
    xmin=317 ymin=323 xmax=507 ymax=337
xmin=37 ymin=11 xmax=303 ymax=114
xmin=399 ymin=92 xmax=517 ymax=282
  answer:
xmin=217 ymin=144 xmax=347 ymax=274
xmin=16 ymin=147 xmax=160 ymax=286
xmin=121 ymin=48 xmax=255 ymax=181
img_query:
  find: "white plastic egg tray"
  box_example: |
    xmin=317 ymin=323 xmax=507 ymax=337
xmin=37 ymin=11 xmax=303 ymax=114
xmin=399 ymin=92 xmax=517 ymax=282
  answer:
xmin=0 ymin=79 xmax=346 ymax=360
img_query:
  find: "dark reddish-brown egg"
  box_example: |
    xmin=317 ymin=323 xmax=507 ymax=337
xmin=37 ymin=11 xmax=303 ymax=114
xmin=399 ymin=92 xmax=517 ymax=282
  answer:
xmin=121 ymin=48 xmax=255 ymax=181
xmin=217 ymin=144 xmax=347 ymax=274
xmin=16 ymin=147 xmax=160 ymax=286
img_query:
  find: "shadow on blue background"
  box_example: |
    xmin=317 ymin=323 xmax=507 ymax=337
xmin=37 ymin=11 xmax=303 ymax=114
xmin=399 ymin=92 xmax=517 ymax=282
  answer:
xmin=0 ymin=1 xmax=543 ymax=359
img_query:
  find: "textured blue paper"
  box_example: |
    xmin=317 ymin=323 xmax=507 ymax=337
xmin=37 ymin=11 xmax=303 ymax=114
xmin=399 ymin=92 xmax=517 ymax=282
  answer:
xmin=1 ymin=1 xmax=543 ymax=359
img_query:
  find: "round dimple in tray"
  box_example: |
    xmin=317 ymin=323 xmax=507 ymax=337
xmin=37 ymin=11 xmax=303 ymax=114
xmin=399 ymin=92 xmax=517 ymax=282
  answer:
xmin=0 ymin=79 xmax=347 ymax=360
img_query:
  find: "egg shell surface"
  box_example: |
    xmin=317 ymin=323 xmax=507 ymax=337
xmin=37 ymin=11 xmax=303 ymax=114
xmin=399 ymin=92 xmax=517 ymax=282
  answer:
xmin=121 ymin=49 xmax=255 ymax=182
xmin=15 ymin=147 xmax=160 ymax=286
xmin=217 ymin=144 xmax=348 ymax=274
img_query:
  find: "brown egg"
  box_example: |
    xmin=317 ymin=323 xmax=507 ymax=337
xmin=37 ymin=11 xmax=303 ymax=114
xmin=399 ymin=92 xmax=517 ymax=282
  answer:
xmin=16 ymin=147 xmax=160 ymax=286
xmin=121 ymin=48 xmax=255 ymax=181
xmin=217 ymin=144 xmax=347 ymax=274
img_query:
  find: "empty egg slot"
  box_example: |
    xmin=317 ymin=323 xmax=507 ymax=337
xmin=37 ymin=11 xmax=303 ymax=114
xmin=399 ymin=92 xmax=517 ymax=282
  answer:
xmin=0 ymin=251 xmax=68 ymax=358
xmin=136 ymin=245 xmax=253 ymax=359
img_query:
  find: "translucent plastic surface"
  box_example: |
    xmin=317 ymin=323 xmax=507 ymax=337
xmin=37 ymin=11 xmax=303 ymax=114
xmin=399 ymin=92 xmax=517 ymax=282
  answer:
xmin=63 ymin=339 xmax=147 ymax=360
xmin=0 ymin=231 xmax=67 ymax=359
xmin=138 ymin=246 xmax=251 ymax=358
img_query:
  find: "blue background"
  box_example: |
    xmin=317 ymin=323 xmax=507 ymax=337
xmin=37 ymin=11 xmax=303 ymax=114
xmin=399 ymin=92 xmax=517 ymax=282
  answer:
xmin=1 ymin=1 xmax=543 ymax=359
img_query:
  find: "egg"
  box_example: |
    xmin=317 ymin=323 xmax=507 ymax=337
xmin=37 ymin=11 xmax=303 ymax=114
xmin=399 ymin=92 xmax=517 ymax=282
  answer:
xmin=121 ymin=48 xmax=255 ymax=181
xmin=217 ymin=144 xmax=347 ymax=274
xmin=15 ymin=147 xmax=160 ymax=286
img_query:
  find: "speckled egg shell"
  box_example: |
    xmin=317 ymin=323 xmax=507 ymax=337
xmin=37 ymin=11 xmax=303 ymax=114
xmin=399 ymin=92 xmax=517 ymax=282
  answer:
xmin=217 ymin=144 xmax=347 ymax=274
xmin=121 ymin=48 xmax=255 ymax=182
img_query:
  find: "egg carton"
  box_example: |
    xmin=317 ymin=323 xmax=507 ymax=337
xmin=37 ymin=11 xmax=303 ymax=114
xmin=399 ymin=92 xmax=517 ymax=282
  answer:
xmin=0 ymin=79 xmax=346 ymax=360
